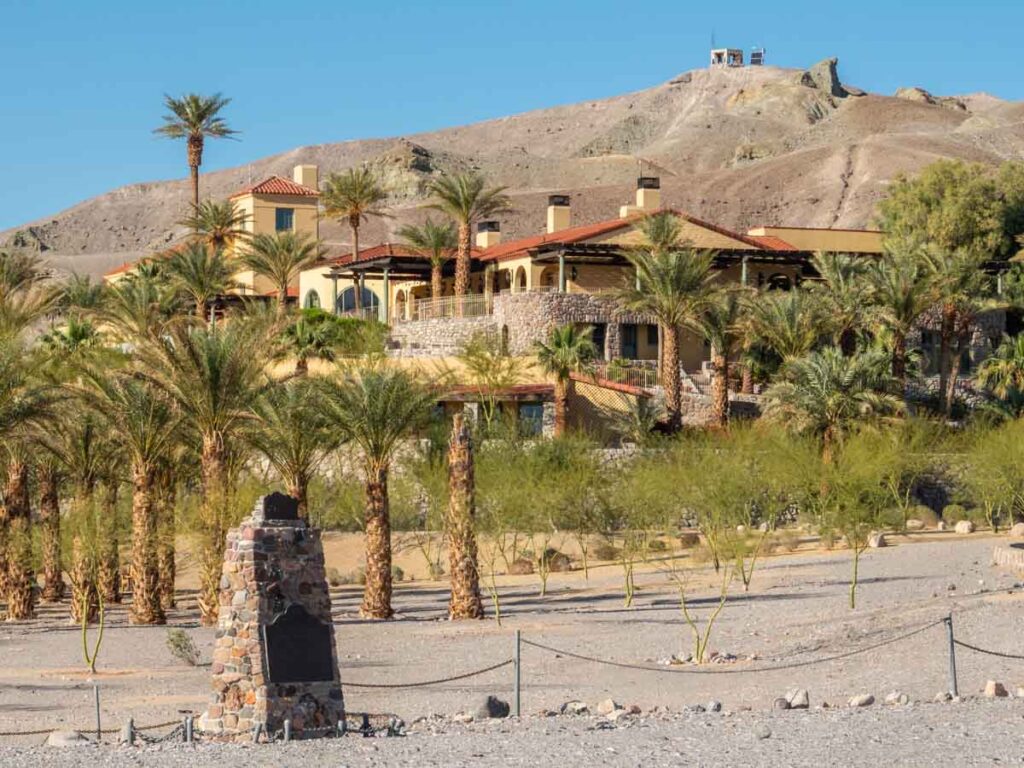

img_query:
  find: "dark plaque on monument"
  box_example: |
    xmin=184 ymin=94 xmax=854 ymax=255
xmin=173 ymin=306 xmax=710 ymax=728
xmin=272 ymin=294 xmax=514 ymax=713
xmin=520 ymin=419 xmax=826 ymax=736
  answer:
xmin=260 ymin=492 xmax=299 ymax=521
xmin=262 ymin=604 xmax=335 ymax=683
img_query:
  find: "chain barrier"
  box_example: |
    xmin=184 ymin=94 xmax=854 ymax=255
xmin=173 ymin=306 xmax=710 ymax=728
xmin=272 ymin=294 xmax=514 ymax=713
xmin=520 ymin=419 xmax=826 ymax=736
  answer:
xmin=953 ymin=639 xmax=1024 ymax=661
xmin=343 ymin=658 xmax=514 ymax=688
xmin=135 ymin=724 xmax=185 ymax=745
xmin=522 ymin=618 xmax=946 ymax=675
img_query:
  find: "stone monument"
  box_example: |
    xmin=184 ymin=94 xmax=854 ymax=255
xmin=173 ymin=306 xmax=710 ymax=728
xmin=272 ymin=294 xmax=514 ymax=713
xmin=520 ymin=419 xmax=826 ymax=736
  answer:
xmin=199 ymin=492 xmax=344 ymax=739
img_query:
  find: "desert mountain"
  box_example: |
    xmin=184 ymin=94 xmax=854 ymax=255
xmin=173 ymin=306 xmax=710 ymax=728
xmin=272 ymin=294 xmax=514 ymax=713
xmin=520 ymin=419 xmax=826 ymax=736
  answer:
xmin=5 ymin=58 xmax=1024 ymax=277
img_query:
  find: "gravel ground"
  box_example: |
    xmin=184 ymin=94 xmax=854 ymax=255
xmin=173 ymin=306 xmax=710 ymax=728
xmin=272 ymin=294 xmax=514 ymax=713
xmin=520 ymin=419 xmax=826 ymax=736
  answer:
xmin=1 ymin=532 xmax=1023 ymax=766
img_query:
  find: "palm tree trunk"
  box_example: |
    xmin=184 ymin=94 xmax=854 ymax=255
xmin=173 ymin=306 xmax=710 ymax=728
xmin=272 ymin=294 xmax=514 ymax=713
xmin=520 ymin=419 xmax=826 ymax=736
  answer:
xmin=39 ymin=465 xmax=64 ymax=603
xmin=97 ymin=483 xmax=121 ymax=605
xmin=361 ymin=466 xmax=393 ymax=619
xmin=4 ymin=460 xmax=34 ymax=619
xmin=431 ymin=264 xmax=443 ymax=300
xmin=446 ymin=414 xmax=483 ymax=620
xmin=69 ymin=536 xmax=98 ymax=625
xmin=554 ymin=378 xmax=568 ymax=437
xmin=454 ymin=222 xmax=471 ymax=300
xmin=662 ymin=324 xmax=682 ymax=433
xmin=187 ymin=136 xmax=203 ymax=211
xmin=286 ymin=475 xmax=308 ymax=521
xmin=157 ymin=471 xmax=176 ymax=610
xmin=741 ymin=365 xmax=754 ymax=395
xmin=944 ymin=331 xmax=968 ymax=418
xmin=130 ymin=464 xmax=165 ymax=625
xmin=197 ymin=435 xmax=228 ymax=626
xmin=711 ymin=351 xmax=729 ymax=428
xmin=351 ymin=220 xmax=362 ymax=311
xmin=277 ymin=286 xmax=288 ymax=315
xmin=938 ymin=303 xmax=955 ymax=409
xmin=891 ymin=328 xmax=908 ymax=394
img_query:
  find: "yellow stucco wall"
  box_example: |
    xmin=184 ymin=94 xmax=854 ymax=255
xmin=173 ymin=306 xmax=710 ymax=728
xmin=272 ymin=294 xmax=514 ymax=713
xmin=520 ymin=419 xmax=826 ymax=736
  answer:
xmin=748 ymin=227 xmax=883 ymax=254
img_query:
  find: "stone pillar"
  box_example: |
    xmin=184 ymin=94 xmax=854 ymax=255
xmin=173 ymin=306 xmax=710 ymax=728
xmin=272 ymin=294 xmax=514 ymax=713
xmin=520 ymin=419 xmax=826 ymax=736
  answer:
xmin=199 ymin=493 xmax=344 ymax=741
xmin=330 ymin=276 xmax=339 ymax=315
xmin=558 ymin=254 xmax=566 ymax=293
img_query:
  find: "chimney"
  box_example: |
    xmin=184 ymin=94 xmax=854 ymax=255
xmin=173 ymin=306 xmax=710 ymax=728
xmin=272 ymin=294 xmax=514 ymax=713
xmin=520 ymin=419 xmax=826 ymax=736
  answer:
xmin=293 ymin=164 xmax=319 ymax=190
xmin=476 ymin=220 xmax=501 ymax=248
xmin=546 ymin=195 xmax=571 ymax=234
xmin=619 ymin=176 xmax=661 ymax=217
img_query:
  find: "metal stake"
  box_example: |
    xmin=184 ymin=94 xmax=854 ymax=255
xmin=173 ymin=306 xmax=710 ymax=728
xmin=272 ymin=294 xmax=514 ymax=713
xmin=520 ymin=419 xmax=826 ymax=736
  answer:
xmin=185 ymin=715 xmax=194 ymax=744
xmin=514 ymin=629 xmax=522 ymax=718
xmin=945 ymin=614 xmax=959 ymax=697
xmin=124 ymin=718 xmax=135 ymax=746
xmin=93 ymin=684 xmax=101 ymax=742
xmin=253 ymin=722 xmax=263 ymax=744
xmin=337 ymin=719 xmax=346 ymax=737
xmin=283 ymin=718 xmax=292 ymax=743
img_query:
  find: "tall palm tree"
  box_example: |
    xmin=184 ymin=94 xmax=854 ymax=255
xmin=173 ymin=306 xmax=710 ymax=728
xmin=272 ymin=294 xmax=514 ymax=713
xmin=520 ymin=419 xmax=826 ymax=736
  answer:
xmin=810 ymin=252 xmax=871 ymax=356
xmin=618 ymin=213 xmax=716 ymax=432
xmin=397 ymin=218 xmax=457 ymax=299
xmin=426 ymin=173 xmax=511 ymax=298
xmin=162 ymin=242 xmax=238 ymax=319
xmin=321 ymin=168 xmax=389 ymax=310
xmin=179 ymin=199 xmax=250 ymax=252
xmin=137 ymin=320 xmax=269 ymax=624
xmin=77 ymin=370 xmax=180 ymax=624
xmin=154 ymin=93 xmax=237 ymax=210
xmin=317 ymin=366 xmax=435 ymax=619
xmin=865 ymin=239 xmax=935 ymax=391
xmin=534 ymin=324 xmax=597 ymax=436
xmin=239 ymin=231 xmax=325 ymax=311
xmin=248 ymin=379 xmax=338 ymax=519
xmin=446 ymin=412 xmax=483 ymax=619
xmin=762 ymin=347 xmax=901 ymax=464
xmin=691 ymin=289 xmax=745 ymax=428
xmin=744 ymin=289 xmax=829 ymax=362
xmin=98 ymin=276 xmax=181 ymax=343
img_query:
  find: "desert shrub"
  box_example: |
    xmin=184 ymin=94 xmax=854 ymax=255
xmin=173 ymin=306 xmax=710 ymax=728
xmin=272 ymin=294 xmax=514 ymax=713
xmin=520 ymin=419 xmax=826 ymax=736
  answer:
xmin=507 ymin=558 xmax=534 ymax=575
xmin=542 ymin=549 xmax=572 ymax=572
xmin=592 ymin=542 xmax=621 ymax=561
xmin=677 ymin=532 xmax=701 ymax=549
xmin=391 ymin=565 xmax=405 ymax=582
xmin=942 ymin=504 xmax=967 ymax=522
xmin=908 ymin=504 xmax=940 ymax=527
xmin=647 ymin=538 xmax=668 ymax=552
xmin=166 ymin=629 xmax=200 ymax=666
xmin=689 ymin=543 xmax=715 ymax=565
xmin=428 ymin=563 xmax=445 ymax=579
xmin=775 ymin=528 xmax=801 ymax=552
xmin=326 ymin=567 xmax=343 ymax=587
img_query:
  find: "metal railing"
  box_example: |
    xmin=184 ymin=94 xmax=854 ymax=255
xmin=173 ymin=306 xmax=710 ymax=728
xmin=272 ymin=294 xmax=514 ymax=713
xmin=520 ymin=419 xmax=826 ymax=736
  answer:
xmin=589 ymin=361 xmax=660 ymax=391
xmin=406 ymin=294 xmax=493 ymax=322
xmin=337 ymin=306 xmax=382 ymax=322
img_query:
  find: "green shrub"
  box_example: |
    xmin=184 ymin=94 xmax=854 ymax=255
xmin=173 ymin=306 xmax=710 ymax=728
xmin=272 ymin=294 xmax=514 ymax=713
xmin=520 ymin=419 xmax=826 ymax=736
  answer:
xmin=647 ymin=538 xmax=668 ymax=552
xmin=166 ymin=629 xmax=200 ymax=666
xmin=942 ymin=504 xmax=967 ymax=522
xmin=908 ymin=504 xmax=940 ymax=527
xmin=391 ymin=565 xmax=405 ymax=582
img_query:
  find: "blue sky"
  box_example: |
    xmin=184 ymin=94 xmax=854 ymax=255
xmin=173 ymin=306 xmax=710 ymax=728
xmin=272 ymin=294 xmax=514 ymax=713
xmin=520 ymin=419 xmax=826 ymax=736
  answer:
xmin=3 ymin=0 xmax=1022 ymax=231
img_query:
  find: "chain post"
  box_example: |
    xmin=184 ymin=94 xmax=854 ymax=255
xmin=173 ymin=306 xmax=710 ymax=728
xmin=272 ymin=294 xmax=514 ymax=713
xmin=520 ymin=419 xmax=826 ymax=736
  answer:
xmin=93 ymin=684 xmax=101 ymax=742
xmin=185 ymin=716 xmax=194 ymax=744
xmin=283 ymin=718 xmax=292 ymax=743
xmin=513 ymin=629 xmax=522 ymax=718
xmin=945 ymin=614 xmax=959 ymax=697
xmin=253 ymin=722 xmax=263 ymax=743
xmin=124 ymin=718 xmax=134 ymax=746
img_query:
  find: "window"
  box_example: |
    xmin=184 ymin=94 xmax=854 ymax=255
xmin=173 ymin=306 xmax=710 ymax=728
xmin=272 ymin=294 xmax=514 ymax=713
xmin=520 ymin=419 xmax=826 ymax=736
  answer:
xmin=303 ymin=290 xmax=321 ymax=309
xmin=620 ymin=324 xmax=638 ymax=359
xmin=646 ymin=324 xmax=659 ymax=346
xmin=589 ymin=323 xmax=607 ymax=359
xmin=519 ymin=403 xmax=544 ymax=436
xmin=336 ymin=286 xmax=379 ymax=314
xmin=275 ymin=208 xmax=295 ymax=231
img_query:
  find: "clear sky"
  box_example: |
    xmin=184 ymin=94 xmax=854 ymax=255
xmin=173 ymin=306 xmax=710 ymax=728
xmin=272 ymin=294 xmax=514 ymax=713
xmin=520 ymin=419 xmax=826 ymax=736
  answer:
xmin=3 ymin=0 xmax=1021 ymax=231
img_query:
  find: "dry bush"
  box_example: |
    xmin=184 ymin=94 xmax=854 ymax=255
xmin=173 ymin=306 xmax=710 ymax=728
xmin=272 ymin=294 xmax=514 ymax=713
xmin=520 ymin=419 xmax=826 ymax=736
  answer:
xmin=909 ymin=504 xmax=940 ymax=527
xmin=677 ymin=532 xmax=701 ymax=549
xmin=592 ymin=542 xmax=621 ymax=561
xmin=774 ymin=528 xmax=801 ymax=553
xmin=942 ymin=504 xmax=967 ymax=523
xmin=689 ymin=543 xmax=715 ymax=565
xmin=166 ymin=629 xmax=200 ymax=666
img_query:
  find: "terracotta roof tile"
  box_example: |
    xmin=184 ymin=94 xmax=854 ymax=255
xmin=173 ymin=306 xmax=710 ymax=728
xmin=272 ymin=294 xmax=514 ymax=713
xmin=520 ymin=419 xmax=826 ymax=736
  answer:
xmin=745 ymin=235 xmax=799 ymax=252
xmin=229 ymin=176 xmax=319 ymax=199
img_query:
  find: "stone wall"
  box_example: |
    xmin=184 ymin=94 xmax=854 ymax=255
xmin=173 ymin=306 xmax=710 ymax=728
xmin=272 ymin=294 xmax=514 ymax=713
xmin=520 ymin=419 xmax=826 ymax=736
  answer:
xmin=388 ymin=314 xmax=498 ymax=356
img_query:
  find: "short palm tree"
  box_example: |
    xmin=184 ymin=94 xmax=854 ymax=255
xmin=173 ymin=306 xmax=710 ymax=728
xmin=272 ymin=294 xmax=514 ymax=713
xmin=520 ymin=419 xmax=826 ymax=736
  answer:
xmin=162 ymin=242 xmax=238 ymax=319
xmin=865 ymin=239 xmax=935 ymax=390
xmin=35 ymin=456 xmax=64 ymax=602
xmin=317 ymin=366 xmax=436 ymax=619
xmin=426 ymin=173 xmax=512 ymax=297
xmin=281 ymin=315 xmax=337 ymax=376
xmin=179 ymin=199 xmax=250 ymax=251
xmin=239 ymin=231 xmax=325 ymax=311
xmin=446 ymin=412 xmax=483 ymax=619
xmin=59 ymin=274 xmax=106 ymax=315
xmin=762 ymin=347 xmax=902 ymax=464
xmin=534 ymin=324 xmax=597 ymax=436
xmin=248 ymin=379 xmax=339 ymax=520
xmin=138 ymin=320 xmax=270 ymax=624
xmin=691 ymin=289 xmax=746 ymax=428
xmin=154 ymin=93 xmax=237 ymax=209
xmin=618 ymin=213 xmax=716 ymax=432
xmin=77 ymin=370 xmax=180 ymax=624
xmin=397 ymin=218 xmax=457 ymax=299
xmin=98 ymin=275 xmax=181 ymax=342
xmin=810 ymin=252 xmax=871 ymax=355
xmin=744 ymin=289 xmax=829 ymax=362
xmin=321 ymin=168 xmax=388 ymax=309
xmin=977 ymin=334 xmax=1024 ymax=400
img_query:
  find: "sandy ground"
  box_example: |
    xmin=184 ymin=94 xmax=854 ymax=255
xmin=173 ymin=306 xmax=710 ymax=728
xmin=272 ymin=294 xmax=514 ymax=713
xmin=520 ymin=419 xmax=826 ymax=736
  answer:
xmin=1 ymin=532 xmax=1023 ymax=766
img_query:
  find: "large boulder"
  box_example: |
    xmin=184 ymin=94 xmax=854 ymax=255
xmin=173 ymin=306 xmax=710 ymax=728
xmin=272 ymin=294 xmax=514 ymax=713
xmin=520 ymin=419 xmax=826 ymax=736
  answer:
xmin=508 ymin=558 xmax=534 ymax=575
xmin=955 ymin=520 xmax=975 ymax=535
xmin=786 ymin=689 xmax=810 ymax=709
xmin=868 ymin=532 xmax=887 ymax=548
xmin=595 ymin=698 xmax=622 ymax=716
xmin=806 ymin=58 xmax=845 ymax=98
xmin=1009 ymin=522 xmax=1024 ymax=538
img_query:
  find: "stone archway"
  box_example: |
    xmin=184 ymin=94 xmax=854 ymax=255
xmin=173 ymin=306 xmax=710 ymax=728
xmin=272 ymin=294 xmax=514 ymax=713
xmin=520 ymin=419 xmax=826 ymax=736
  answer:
xmin=394 ymin=289 xmax=407 ymax=321
xmin=514 ymin=266 xmax=527 ymax=293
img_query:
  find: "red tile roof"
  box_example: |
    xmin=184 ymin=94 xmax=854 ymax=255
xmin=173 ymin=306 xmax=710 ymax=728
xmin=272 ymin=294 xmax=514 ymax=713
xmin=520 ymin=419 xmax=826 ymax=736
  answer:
xmin=318 ymin=242 xmax=483 ymax=269
xmin=229 ymin=176 xmax=319 ymax=199
xmin=261 ymin=287 xmax=300 ymax=298
xmin=745 ymin=235 xmax=799 ymax=252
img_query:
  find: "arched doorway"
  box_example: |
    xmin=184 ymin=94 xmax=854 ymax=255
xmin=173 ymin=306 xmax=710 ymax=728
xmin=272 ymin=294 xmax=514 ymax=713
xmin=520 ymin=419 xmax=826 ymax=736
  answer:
xmin=337 ymin=286 xmax=379 ymax=315
xmin=539 ymin=266 xmax=558 ymax=290
xmin=303 ymin=289 xmax=321 ymax=309
xmin=498 ymin=269 xmax=512 ymax=293
xmin=514 ymin=266 xmax=527 ymax=293
xmin=394 ymin=290 xmax=407 ymax=322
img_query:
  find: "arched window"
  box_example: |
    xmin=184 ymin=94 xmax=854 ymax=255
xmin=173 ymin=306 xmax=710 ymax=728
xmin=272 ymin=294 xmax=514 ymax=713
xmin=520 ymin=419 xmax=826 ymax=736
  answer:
xmin=766 ymin=273 xmax=792 ymax=291
xmin=303 ymin=290 xmax=321 ymax=309
xmin=336 ymin=286 xmax=379 ymax=314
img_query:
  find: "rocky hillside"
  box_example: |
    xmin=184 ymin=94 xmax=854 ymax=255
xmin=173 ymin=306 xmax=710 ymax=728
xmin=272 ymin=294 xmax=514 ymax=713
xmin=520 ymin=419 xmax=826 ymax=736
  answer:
xmin=6 ymin=58 xmax=1024 ymax=276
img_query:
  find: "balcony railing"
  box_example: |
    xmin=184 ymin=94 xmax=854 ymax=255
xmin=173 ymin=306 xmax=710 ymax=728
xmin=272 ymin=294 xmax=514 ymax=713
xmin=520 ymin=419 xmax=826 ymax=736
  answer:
xmin=337 ymin=306 xmax=382 ymax=322
xmin=589 ymin=361 xmax=660 ymax=391
xmin=404 ymin=294 xmax=494 ymax=322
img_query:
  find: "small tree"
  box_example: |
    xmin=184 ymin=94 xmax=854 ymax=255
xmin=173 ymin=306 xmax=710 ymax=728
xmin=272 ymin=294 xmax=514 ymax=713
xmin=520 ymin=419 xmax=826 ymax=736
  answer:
xmin=534 ymin=324 xmax=596 ymax=436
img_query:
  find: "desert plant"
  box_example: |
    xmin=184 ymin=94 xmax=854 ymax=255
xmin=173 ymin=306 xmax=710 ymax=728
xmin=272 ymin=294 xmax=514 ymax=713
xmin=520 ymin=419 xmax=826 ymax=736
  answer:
xmin=166 ymin=628 xmax=201 ymax=666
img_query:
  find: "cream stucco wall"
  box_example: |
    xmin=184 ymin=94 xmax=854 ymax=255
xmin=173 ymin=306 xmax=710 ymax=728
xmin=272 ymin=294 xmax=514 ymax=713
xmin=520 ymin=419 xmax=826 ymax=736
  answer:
xmin=748 ymin=227 xmax=883 ymax=254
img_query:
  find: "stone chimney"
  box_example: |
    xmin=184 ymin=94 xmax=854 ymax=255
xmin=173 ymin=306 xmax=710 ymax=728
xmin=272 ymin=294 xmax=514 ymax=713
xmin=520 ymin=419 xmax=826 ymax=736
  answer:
xmin=619 ymin=177 xmax=661 ymax=217
xmin=546 ymin=195 xmax=571 ymax=234
xmin=476 ymin=220 xmax=501 ymax=248
xmin=293 ymin=164 xmax=319 ymax=190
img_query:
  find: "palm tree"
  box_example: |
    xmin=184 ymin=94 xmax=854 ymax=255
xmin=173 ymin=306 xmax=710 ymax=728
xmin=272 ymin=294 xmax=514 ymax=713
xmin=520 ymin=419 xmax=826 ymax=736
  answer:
xmin=179 ymin=199 xmax=250 ymax=251
xmin=98 ymin=276 xmax=181 ymax=342
xmin=744 ymin=289 xmax=829 ymax=362
xmin=137 ymin=320 xmax=270 ymax=624
xmin=281 ymin=315 xmax=337 ymax=376
xmin=810 ymin=252 xmax=870 ymax=355
xmin=865 ymin=240 xmax=935 ymax=391
xmin=321 ymin=168 xmax=389 ymax=310
xmin=618 ymin=213 xmax=716 ymax=432
xmin=58 ymin=274 xmax=106 ymax=315
xmin=534 ymin=324 xmax=597 ymax=436
xmin=248 ymin=379 xmax=338 ymax=519
xmin=36 ymin=457 xmax=63 ymax=602
xmin=317 ymin=366 xmax=435 ymax=619
xmin=397 ymin=218 xmax=457 ymax=299
xmin=162 ymin=242 xmax=238 ymax=320
xmin=977 ymin=334 xmax=1024 ymax=400
xmin=77 ymin=370 xmax=180 ymax=624
xmin=154 ymin=93 xmax=237 ymax=210
xmin=691 ymin=289 xmax=745 ymax=428
xmin=426 ymin=173 xmax=511 ymax=298
xmin=762 ymin=347 xmax=902 ymax=464
xmin=239 ymin=231 xmax=325 ymax=311
xmin=446 ymin=412 xmax=483 ymax=619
